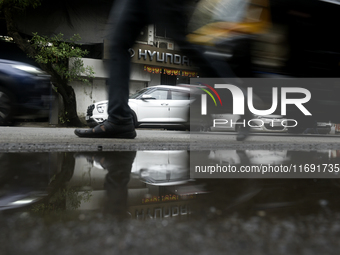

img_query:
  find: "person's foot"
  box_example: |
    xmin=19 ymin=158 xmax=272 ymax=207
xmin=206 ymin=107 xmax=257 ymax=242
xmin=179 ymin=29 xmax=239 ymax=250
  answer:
xmin=236 ymin=126 xmax=250 ymax=141
xmin=74 ymin=121 xmax=136 ymax=139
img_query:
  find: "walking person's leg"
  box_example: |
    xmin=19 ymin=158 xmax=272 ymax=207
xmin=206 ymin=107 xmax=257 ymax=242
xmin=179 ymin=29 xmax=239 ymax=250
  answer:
xmin=75 ymin=0 xmax=149 ymax=138
xmin=106 ymin=0 xmax=149 ymax=125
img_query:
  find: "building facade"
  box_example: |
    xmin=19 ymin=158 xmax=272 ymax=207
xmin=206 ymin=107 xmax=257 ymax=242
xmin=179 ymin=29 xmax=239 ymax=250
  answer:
xmin=71 ymin=24 xmax=198 ymax=123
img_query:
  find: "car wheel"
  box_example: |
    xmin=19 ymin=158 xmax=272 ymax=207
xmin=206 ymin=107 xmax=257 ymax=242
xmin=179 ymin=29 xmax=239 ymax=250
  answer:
xmin=0 ymin=87 xmax=15 ymax=125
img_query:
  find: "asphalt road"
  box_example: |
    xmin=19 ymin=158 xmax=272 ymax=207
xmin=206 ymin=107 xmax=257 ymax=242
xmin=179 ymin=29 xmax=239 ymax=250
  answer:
xmin=0 ymin=126 xmax=340 ymax=152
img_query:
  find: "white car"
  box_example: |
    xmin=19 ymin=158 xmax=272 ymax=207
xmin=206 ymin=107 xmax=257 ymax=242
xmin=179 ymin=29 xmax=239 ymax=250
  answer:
xmin=86 ymin=85 xmax=191 ymax=128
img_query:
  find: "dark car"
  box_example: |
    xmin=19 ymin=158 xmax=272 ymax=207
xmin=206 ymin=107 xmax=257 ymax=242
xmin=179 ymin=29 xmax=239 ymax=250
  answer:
xmin=0 ymin=59 xmax=52 ymax=124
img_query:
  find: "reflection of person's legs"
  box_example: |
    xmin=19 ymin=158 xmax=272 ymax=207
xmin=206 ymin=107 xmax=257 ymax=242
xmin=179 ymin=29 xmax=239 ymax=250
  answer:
xmin=102 ymin=152 xmax=136 ymax=216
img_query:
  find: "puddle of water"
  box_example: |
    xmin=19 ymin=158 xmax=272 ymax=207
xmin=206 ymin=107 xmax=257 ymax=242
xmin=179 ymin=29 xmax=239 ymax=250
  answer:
xmin=1 ymin=150 xmax=340 ymax=220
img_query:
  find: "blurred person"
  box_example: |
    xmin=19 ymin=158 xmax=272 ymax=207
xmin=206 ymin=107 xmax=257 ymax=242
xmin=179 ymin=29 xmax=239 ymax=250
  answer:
xmin=74 ymin=0 xmax=246 ymax=139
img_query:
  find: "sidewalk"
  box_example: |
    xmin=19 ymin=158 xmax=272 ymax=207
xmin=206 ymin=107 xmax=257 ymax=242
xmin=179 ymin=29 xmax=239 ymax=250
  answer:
xmin=1 ymin=126 xmax=340 ymax=152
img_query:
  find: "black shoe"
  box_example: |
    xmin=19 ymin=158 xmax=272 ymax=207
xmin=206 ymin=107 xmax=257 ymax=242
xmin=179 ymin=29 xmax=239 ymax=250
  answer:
xmin=236 ymin=126 xmax=250 ymax=141
xmin=74 ymin=121 xmax=136 ymax=139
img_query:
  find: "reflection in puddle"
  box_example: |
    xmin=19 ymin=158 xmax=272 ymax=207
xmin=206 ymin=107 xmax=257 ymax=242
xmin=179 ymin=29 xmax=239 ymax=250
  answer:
xmin=1 ymin=150 xmax=340 ymax=220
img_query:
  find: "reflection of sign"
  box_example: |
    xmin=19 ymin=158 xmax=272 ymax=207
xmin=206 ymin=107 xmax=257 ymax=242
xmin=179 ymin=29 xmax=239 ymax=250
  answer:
xmin=142 ymin=194 xmax=196 ymax=204
xmin=132 ymin=204 xmax=191 ymax=220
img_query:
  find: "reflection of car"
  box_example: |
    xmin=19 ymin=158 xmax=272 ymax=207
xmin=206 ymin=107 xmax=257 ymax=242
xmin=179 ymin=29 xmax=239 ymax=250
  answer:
xmin=0 ymin=152 xmax=66 ymax=211
xmin=0 ymin=59 xmax=52 ymax=124
xmin=132 ymin=151 xmax=190 ymax=186
xmin=86 ymin=85 xmax=191 ymax=128
xmin=207 ymin=150 xmax=291 ymax=165
xmin=211 ymin=114 xmax=288 ymax=133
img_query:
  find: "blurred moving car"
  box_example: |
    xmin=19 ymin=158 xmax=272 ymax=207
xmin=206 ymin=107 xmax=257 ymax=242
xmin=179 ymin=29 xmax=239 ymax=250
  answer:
xmin=86 ymin=85 xmax=191 ymax=128
xmin=0 ymin=59 xmax=52 ymax=124
xmin=211 ymin=114 xmax=288 ymax=133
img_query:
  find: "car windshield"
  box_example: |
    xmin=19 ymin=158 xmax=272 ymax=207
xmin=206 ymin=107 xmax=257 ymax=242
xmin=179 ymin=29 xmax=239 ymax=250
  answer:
xmin=129 ymin=88 xmax=150 ymax=99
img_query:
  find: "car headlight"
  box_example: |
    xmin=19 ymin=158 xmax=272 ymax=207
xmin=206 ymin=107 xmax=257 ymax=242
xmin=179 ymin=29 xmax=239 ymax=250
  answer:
xmin=12 ymin=65 xmax=45 ymax=75
xmin=97 ymin=104 xmax=106 ymax=114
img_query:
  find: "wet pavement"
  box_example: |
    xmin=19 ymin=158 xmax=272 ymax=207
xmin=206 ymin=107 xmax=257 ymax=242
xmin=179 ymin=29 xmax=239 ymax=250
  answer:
xmin=2 ymin=144 xmax=340 ymax=254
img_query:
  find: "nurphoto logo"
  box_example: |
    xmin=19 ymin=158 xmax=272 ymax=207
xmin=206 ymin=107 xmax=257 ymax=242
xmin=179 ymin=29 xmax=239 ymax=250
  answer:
xmin=200 ymin=84 xmax=311 ymax=116
xmin=198 ymin=83 xmax=312 ymax=129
